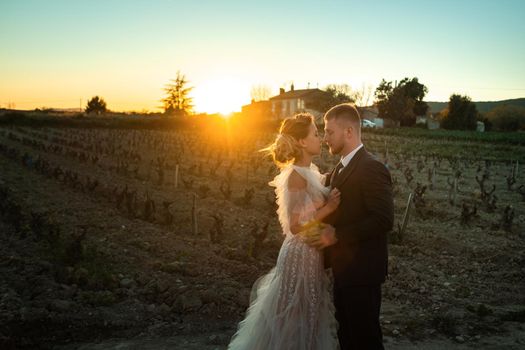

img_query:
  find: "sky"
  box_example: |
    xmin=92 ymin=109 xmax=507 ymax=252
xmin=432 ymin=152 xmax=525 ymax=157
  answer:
xmin=1 ymin=0 xmax=524 ymax=114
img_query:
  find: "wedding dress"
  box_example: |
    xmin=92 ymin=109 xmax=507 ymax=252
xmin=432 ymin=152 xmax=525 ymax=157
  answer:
xmin=228 ymin=163 xmax=339 ymax=350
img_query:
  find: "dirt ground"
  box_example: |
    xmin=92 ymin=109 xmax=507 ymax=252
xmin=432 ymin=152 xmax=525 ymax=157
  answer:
xmin=1 ymin=126 xmax=524 ymax=349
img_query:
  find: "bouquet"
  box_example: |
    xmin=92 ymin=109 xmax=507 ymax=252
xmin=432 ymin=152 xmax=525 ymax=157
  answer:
xmin=298 ymin=219 xmax=326 ymax=242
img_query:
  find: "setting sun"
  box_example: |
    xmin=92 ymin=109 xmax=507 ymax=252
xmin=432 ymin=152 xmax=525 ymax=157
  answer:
xmin=193 ymin=77 xmax=251 ymax=115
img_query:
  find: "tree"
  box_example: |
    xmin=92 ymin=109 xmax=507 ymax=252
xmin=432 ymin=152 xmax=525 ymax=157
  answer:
xmin=161 ymin=71 xmax=194 ymax=116
xmin=326 ymin=84 xmax=356 ymax=105
xmin=250 ymin=84 xmax=272 ymax=102
xmin=485 ymin=105 xmax=525 ymax=131
xmin=353 ymin=83 xmax=375 ymax=107
xmin=440 ymin=94 xmax=478 ymax=130
xmin=374 ymin=77 xmax=429 ymax=126
xmin=85 ymin=96 xmax=107 ymax=114
xmin=305 ymin=84 xmax=354 ymax=113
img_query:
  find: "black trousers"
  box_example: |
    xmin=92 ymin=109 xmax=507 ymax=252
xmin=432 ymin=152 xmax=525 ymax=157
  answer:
xmin=333 ymin=284 xmax=384 ymax=350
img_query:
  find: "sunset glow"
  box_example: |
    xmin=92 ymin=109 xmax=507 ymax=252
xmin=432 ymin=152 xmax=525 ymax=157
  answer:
xmin=0 ymin=1 xmax=523 ymax=112
xmin=193 ymin=78 xmax=251 ymax=115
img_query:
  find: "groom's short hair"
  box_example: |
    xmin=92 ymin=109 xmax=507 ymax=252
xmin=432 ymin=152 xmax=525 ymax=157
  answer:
xmin=324 ymin=103 xmax=361 ymax=126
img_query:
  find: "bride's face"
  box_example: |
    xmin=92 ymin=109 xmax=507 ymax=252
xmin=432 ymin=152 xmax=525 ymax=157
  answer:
xmin=300 ymin=123 xmax=321 ymax=156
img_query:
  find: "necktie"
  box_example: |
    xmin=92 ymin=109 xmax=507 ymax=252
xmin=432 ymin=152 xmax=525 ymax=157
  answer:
xmin=335 ymin=161 xmax=344 ymax=174
xmin=331 ymin=162 xmax=344 ymax=186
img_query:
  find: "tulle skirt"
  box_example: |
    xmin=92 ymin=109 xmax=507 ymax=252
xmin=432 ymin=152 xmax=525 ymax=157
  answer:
xmin=228 ymin=236 xmax=339 ymax=350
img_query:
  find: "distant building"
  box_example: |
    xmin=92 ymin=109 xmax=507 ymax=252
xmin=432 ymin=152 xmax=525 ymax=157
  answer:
xmin=477 ymin=121 xmax=485 ymax=132
xmin=416 ymin=115 xmax=427 ymax=125
xmin=268 ymin=85 xmax=327 ymax=122
xmin=243 ymin=85 xmax=386 ymax=126
xmin=416 ymin=114 xmax=441 ymax=129
xmin=427 ymin=118 xmax=440 ymax=130
xmin=241 ymin=100 xmax=271 ymax=121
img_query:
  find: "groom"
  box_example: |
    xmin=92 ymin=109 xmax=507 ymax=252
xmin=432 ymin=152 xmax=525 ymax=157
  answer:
xmin=310 ymin=103 xmax=394 ymax=349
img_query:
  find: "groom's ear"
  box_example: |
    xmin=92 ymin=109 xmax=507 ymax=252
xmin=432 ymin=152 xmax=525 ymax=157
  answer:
xmin=344 ymin=126 xmax=353 ymax=139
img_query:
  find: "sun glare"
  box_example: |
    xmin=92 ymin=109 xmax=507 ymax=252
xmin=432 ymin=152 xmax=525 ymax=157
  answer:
xmin=193 ymin=78 xmax=250 ymax=115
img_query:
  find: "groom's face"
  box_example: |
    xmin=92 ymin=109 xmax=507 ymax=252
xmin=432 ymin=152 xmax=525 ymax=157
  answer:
xmin=323 ymin=118 xmax=345 ymax=155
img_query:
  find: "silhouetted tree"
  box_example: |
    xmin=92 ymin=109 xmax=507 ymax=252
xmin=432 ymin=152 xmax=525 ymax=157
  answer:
xmin=440 ymin=94 xmax=478 ymax=130
xmin=306 ymin=84 xmax=354 ymax=113
xmin=85 ymin=96 xmax=107 ymax=114
xmin=161 ymin=71 xmax=193 ymax=116
xmin=375 ymin=77 xmax=428 ymax=126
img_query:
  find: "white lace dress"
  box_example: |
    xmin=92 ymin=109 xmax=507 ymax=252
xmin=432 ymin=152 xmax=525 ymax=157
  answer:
xmin=228 ymin=164 xmax=339 ymax=350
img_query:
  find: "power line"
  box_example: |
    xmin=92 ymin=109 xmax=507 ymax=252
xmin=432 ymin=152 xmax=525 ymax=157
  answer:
xmin=466 ymin=87 xmax=525 ymax=91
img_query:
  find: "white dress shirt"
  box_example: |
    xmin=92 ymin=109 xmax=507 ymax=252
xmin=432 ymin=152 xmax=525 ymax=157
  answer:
xmin=338 ymin=143 xmax=363 ymax=172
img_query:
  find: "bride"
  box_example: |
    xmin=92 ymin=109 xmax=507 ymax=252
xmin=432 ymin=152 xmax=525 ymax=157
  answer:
xmin=228 ymin=113 xmax=340 ymax=349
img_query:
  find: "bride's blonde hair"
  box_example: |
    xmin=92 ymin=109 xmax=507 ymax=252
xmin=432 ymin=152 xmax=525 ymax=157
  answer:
xmin=261 ymin=113 xmax=314 ymax=167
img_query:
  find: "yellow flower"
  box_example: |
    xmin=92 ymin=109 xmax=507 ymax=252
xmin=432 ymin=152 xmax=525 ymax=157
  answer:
xmin=299 ymin=219 xmax=326 ymax=239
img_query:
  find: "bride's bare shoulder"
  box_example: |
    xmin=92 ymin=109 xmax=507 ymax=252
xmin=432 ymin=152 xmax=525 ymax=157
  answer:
xmin=288 ymin=169 xmax=307 ymax=191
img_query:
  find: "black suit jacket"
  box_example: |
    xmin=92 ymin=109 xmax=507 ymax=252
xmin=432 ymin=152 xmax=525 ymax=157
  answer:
xmin=323 ymin=146 xmax=394 ymax=286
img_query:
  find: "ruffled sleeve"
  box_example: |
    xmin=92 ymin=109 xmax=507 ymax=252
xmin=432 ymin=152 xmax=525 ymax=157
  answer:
xmin=269 ymin=166 xmax=322 ymax=235
xmin=287 ymin=188 xmax=317 ymax=232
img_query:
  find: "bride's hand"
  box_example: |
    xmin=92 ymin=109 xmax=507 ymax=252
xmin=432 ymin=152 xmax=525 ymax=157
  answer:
xmin=325 ymin=188 xmax=341 ymax=212
xmin=306 ymin=224 xmax=338 ymax=250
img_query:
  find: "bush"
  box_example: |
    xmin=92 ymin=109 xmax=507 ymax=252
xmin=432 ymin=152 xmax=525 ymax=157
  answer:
xmin=486 ymin=105 xmax=525 ymax=131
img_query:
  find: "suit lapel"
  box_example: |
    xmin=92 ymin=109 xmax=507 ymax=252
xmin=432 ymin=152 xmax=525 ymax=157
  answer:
xmin=332 ymin=146 xmax=367 ymax=189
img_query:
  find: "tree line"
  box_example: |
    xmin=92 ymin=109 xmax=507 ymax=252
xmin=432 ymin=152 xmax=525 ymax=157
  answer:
xmin=82 ymin=71 xmax=524 ymax=132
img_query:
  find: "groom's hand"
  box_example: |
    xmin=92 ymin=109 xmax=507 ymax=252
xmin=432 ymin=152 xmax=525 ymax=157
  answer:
xmin=309 ymin=225 xmax=337 ymax=250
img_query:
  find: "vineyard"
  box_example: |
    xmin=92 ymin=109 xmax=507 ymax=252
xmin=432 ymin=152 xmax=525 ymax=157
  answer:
xmin=1 ymin=116 xmax=524 ymax=349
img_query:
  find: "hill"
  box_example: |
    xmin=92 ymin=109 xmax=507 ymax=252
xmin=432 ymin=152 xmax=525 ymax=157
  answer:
xmin=426 ymin=97 xmax=525 ymax=114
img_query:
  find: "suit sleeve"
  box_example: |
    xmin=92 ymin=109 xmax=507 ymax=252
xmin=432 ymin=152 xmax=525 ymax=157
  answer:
xmin=335 ymin=160 xmax=394 ymax=245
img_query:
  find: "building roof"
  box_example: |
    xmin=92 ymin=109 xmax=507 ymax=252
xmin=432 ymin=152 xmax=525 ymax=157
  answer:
xmin=357 ymin=106 xmax=379 ymax=118
xmin=241 ymin=100 xmax=270 ymax=109
xmin=269 ymin=88 xmax=325 ymax=101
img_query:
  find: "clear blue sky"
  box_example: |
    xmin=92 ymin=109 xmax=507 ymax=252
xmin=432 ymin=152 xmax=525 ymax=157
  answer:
xmin=1 ymin=0 xmax=524 ymax=113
